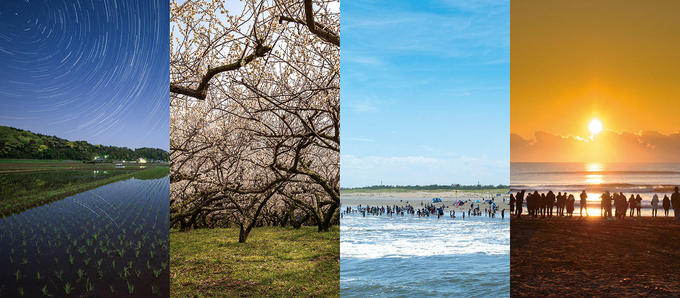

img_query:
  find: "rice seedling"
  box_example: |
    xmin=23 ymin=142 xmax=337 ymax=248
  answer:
xmin=127 ymin=281 xmax=135 ymax=295
xmin=85 ymin=278 xmax=94 ymax=292
xmin=1 ymin=170 xmax=169 ymax=296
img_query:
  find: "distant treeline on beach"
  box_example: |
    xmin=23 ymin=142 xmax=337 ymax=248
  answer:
xmin=342 ymin=184 xmax=509 ymax=191
xmin=0 ymin=126 xmax=169 ymax=161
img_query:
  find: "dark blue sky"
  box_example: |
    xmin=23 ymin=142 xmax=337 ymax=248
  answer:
xmin=0 ymin=0 xmax=169 ymax=150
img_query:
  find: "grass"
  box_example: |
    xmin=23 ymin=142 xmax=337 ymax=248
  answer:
xmin=170 ymin=226 xmax=339 ymax=297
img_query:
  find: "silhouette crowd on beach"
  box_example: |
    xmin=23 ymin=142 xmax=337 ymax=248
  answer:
xmin=510 ymin=186 xmax=680 ymax=221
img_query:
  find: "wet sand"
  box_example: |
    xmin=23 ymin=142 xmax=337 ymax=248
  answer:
xmin=511 ymin=216 xmax=680 ymax=297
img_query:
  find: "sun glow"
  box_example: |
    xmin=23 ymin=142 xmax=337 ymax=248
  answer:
xmin=588 ymin=118 xmax=603 ymax=137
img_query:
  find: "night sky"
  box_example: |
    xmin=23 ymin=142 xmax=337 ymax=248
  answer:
xmin=0 ymin=0 xmax=169 ymax=150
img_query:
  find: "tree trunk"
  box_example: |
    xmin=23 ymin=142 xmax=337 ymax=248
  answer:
xmin=317 ymin=221 xmax=329 ymax=232
xmin=238 ymin=224 xmax=252 ymax=243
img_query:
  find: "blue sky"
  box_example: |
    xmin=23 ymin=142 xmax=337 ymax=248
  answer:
xmin=0 ymin=0 xmax=169 ymax=150
xmin=341 ymin=0 xmax=509 ymax=188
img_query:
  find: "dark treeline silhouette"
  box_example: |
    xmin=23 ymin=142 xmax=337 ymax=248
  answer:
xmin=0 ymin=126 xmax=169 ymax=161
xmin=342 ymin=184 xmax=509 ymax=191
xmin=511 ymin=186 xmax=680 ymax=221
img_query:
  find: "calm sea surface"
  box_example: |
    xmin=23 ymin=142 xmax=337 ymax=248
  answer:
xmin=340 ymin=205 xmax=509 ymax=297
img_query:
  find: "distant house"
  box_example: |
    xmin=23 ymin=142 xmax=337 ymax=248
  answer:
xmin=138 ymin=157 xmax=147 ymax=164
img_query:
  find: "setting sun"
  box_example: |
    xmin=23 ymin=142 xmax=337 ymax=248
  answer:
xmin=588 ymin=118 xmax=602 ymax=136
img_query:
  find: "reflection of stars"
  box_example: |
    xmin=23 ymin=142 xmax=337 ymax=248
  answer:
xmin=0 ymin=0 xmax=169 ymax=149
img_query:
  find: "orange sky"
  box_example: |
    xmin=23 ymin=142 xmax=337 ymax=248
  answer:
xmin=511 ymin=0 xmax=680 ymax=162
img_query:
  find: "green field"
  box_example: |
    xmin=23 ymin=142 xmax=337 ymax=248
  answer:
xmin=170 ymin=226 xmax=339 ymax=297
xmin=0 ymin=159 xmax=169 ymax=216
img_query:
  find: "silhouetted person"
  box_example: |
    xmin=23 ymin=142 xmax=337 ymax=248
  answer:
xmin=600 ymin=192 xmax=606 ymax=217
xmin=651 ymin=193 xmax=659 ymax=218
xmin=600 ymin=192 xmax=611 ymax=217
xmin=580 ymin=190 xmax=588 ymax=216
xmin=615 ymin=192 xmax=626 ymax=219
xmin=635 ymin=194 xmax=642 ymax=217
xmin=629 ymin=195 xmax=636 ymax=217
xmin=672 ymin=187 xmax=680 ymax=222
xmin=567 ymin=194 xmax=575 ymax=216
xmin=540 ymin=193 xmax=547 ymax=217
xmin=510 ymin=194 xmax=515 ymax=215
xmin=557 ymin=192 xmax=566 ymax=216
xmin=516 ymin=190 xmax=525 ymax=217
xmin=663 ymin=194 xmax=671 ymax=216
xmin=546 ymin=191 xmax=555 ymax=217
xmin=606 ymin=191 xmax=613 ymax=217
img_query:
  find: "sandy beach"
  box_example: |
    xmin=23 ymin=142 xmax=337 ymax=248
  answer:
xmin=511 ymin=216 xmax=680 ymax=297
xmin=341 ymin=190 xmax=510 ymax=212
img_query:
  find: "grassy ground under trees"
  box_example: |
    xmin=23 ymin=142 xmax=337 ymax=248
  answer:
xmin=170 ymin=226 xmax=339 ymax=297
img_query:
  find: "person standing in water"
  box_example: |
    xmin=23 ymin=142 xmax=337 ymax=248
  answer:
xmin=635 ymin=194 xmax=643 ymax=217
xmin=580 ymin=190 xmax=588 ymax=216
xmin=651 ymin=193 xmax=659 ymax=218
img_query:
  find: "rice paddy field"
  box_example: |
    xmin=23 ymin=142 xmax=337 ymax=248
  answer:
xmin=0 ymin=166 xmax=170 ymax=297
xmin=0 ymin=160 xmax=168 ymax=216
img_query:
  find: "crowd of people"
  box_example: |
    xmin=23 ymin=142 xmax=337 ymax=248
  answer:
xmin=342 ymin=198 xmax=507 ymax=220
xmin=509 ymin=186 xmax=680 ymax=221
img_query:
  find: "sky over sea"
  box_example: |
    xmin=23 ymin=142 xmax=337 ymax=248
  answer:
xmin=0 ymin=0 xmax=169 ymax=150
xmin=341 ymin=0 xmax=509 ymax=187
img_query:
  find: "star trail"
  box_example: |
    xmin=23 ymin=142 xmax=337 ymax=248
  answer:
xmin=0 ymin=0 xmax=169 ymax=150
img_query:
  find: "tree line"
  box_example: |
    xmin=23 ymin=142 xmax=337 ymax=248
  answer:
xmin=0 ymin=126 xmax=169 ymax=161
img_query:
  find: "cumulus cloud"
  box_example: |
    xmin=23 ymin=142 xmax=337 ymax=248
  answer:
xmin=511 ymin=130 xmax=680 ymax=163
